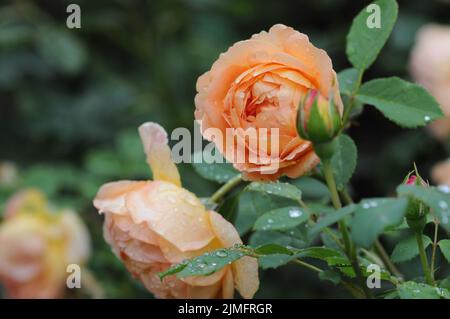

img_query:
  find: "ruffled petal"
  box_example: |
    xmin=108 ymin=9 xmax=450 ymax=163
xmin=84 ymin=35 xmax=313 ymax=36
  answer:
xmin=138 ymin=122 xmax=181 ymax=187
xmin=93 ymin=180 xmax=147 ymax=215
xmin=126 ymin=182 xmax=214 ymax=252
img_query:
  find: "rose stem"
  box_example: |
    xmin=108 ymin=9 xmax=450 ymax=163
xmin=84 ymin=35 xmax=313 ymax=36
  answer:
xmin=322 ymin=159 xmax=374 ymax=299
xmin=430 ymin=219 xmax=439 ymax=282
xmin=415 ymin=231 xmax=434 ymax=286
xmin=291 ymin=259 xmax=364 ymax=298
xmin=210 ymin=174 xmax=243 ymax=203
xmin=340 ymin=188 xmax=403 ymax=280
xmin=340 ymin=69 xmax=364 ymax=133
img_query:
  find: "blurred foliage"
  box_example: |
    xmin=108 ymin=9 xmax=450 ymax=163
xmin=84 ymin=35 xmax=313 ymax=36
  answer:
xmin=0 ymin=0 xmax=449 ymax=298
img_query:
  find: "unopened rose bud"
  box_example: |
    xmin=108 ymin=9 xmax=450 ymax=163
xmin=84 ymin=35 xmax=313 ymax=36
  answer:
xmin=403 ymin=172 xmax=429 ymax=232
xmin=297 ymin=89 xmax=341 ymax=145
xmin=405 ymin=173 xmax=428 ymax=187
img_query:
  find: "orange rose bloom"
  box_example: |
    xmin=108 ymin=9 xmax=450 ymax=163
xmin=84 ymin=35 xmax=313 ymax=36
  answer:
xmin=432 ymin=158 xmax=450 ymax=186
xmin=93 ymin=122 xmax=259 ymax=299
xmin=195 ymin=24 xmax=343 ymax=181
xmin=0 ymin=190 xmax=91 ymax=299
xmin=410 ymin=24 xmax=450 ymax=140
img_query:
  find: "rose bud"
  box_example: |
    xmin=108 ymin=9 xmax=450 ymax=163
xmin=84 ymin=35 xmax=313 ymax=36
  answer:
xmin=195 ymin=24 xmax=343 ymax=181
xmin=93 ymin=122 xmax=259 ymax=299
xmin=297 ymin=89 xmax=341 ymax=145
xmin=403 ymin=171 xmax=430 ymax=232
xmin=0 ymin=190 xmax=91 ymax=299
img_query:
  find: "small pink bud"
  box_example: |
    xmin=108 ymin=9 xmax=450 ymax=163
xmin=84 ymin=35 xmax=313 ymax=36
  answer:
xmin=406 ymin=175 xmax=417 ymax=185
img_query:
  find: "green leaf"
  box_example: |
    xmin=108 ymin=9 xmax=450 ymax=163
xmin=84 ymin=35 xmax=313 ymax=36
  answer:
xmin=217 ymin=191 xmax=240 ymax=221
xmin=343 ymin=96 xmax=364 ymax=119
xmin=351 ymin=197 xmax=408 ymax=248
xmin=397 ymin=281 xmax=450 ymax=299
xmin=331 ymin=134 xmax=357 ymax=190
xmin=250 ymin=229 xmax=309 ymax=250
xmin=336 ymin=257 xmax=391 ymax=280
xmin=158 ymin=262 xmax=188 ymax=279
xmin=295 ymin=247 xmax=348 ymax=265
xmin=357 ymin=77 xmax=443 ymax=128
xmin=346 ymin=0 xmax=398 ymax=70
xmin=438 ymin=239 xmax=450 ymax=263
xmin=257 ymin=254 xmax=294 ymax=270
xmin=391 ymin=235 xmax=432 ymax=263
xmin=235 ymin=191 xmax=278 ymax=235
xmin=439 ymin=276 xmax=450 ymax=290
xmin=246 ymin=182 xmax=302 ymax=201
xmin=318 ymin=269 xmax=342 ymax=285
xmin=254 ymin=244 xmax=294 ymax=256
xmin=159 ymin=246 xmax=246 ymax=280
xmin=254 ymin=206 xmax=309 ymax=231
xmin=191 ymin=151 xmax=239 ymax=183
xmin=289 ymin=177 xmax=330 ymax=202
xmin=35 ymin=27 xmax=87 ymax=74
xmin=249 ymin=230 xmax=308 ymax=269
xmin=308 ymin=203 xmax=336 ymax=216
xmin=321 ymin=229 xmax=343 ymax=252
xmin=397 ymin=185 xmax=450 ymax=232
xmin=308 ymin=204 xmax=356 ymax=238
xmin=338 ymin=68 xmax=360 ymax=96
xmin=295 ymin=247 xmax=385 ymax=280
xmin=383 ymin=289 xmax=399 ymax=299
xmin=359 ymin=258 xmax=392 ymax=280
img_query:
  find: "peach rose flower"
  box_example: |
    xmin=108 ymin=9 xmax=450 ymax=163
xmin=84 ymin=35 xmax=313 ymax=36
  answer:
xmin=0 ymin=190 xmax=91 ymax=299
xmin=432 ymin=158 xmax=450 ymax=186
xmin=410 ymin=24 xmax=450 ymax=140
xmin=195 ymin=24 xmax=343 ymax=181
xmin=93 ymin=122 xmax=259 ymax=299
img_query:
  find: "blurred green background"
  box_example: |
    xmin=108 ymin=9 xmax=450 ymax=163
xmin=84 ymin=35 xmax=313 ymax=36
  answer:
xmin=0 ymin=0 xmax=449 ymax=298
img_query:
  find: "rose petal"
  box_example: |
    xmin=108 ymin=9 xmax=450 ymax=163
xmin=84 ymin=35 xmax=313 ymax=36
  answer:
xmin=138 ymin=122 xmax=182 ymax=187
xmin=123 ymin=240 xmax=166 ymax=263
xmin=126 ymin=182 xmax=214 ymax=252
xmin=140 ymin=264 xmax=188 ymax=299
xmin=221 ymin=268 xmax=234 ymax=299
xmin=208 ymin=211 xmax=259 ymax=299
xmin=93 ymin=180 xmax=147 ymax=215
xmin=156 ymin=235 xmax=221 ymax=264
xmin=186 ymin=279 xmax=223 ymax=299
